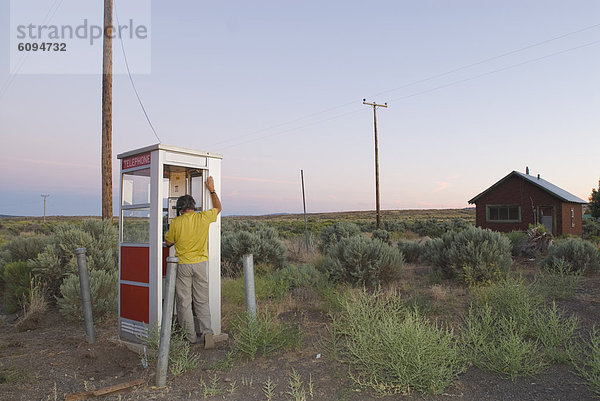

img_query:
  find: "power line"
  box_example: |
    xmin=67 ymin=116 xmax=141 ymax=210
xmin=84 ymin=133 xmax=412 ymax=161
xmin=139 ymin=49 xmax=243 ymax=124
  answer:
xmin=114 ymin=0 xmax=161 ymax=143
xmin=214 ymin=39 xmax=599 ymax=150
xmin=0 ymin=0 xmax=66 ymax=100
xmin=206 ymin=22 xmax=600 ymax=149
xmin=387 ymin=39 xmax=600 ymax=103
xmin=369 ymin=22 xmax=600 ymax=99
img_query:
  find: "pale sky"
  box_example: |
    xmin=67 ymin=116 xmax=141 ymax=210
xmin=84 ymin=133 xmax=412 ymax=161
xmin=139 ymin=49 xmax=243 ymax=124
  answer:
xmin=1 ymin=0 xmax=599 ymax=216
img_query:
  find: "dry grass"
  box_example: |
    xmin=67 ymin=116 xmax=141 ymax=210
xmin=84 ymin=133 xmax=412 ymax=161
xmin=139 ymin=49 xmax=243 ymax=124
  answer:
xmin=15 ymin=280 xmax=48 ymax=332
xmin=430 ymin=284 xmax=447 ymax=302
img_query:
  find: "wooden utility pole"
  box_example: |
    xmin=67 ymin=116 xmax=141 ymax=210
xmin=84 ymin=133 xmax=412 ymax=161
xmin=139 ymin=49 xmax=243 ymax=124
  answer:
xmin=41 ymin=194 xmax=49 ymax=222
xmin=363 ymin=99 xmax=387 ymax=229
xmin=301 ymin=170 xmax=309 ymax=254
xmin=101 ymin=0 xmax=113 ymax=220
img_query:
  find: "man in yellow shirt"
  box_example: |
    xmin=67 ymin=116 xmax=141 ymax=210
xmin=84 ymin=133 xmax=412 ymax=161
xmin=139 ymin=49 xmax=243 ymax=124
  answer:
xmin=165 ymin=176 xmax=222 ymax=349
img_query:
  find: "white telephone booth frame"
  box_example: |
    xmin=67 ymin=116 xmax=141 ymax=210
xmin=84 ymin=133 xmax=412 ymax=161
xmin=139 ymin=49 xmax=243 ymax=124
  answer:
xmin=117 ymin=144 xmax=222 ymax=343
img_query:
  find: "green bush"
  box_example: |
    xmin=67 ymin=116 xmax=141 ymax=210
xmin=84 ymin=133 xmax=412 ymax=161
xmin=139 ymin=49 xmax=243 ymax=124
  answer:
xmin=422 ymin=226 xmax=512 ymax=286
xmin=371 ymin=229 xmax=392 ymax=245
xmin=272 ymin=264 xmax=324 ymax=290
xmin=330 ymin=290 xmax=465 ymax=395
xmin=2 ymin=261 xmax=34 ymax=313
xmin=583 ymin=217 xmax=600 ymax=242
xmin=322 ymin=236 xmax=403 ymax=287
xmin=504 ymin=231 xmax=527 ymax=256
xmin=229 ymin=309 xmax=302 ymax=359
xmin=406 ymin=218 xmax=471 ymax=238
xmin=57 ymin=269 xmax=118 ymax=322
xmin=0 ymin=236 xmax=52 ymax=279
xmin=221 ymin=227 xmax=286 ymax=276
xmin=397 ymin=239 xmax=422 ymax=263
xmin=542 ymin=237 xmax=600 ymax=274
xmin=569 ymin=326 xmax=600 ymax=395
xmin=29 ymin=219 xmax=118 ymax=298
xmin=382 ymin=219 xmax=407 ymax=233
xmin=318 ymin=222 xmax=360 ymax=252
xmin=463 ymin=277 xmax=578 ymax=378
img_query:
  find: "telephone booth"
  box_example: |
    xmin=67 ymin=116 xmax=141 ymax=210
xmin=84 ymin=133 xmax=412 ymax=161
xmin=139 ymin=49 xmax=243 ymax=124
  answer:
xmin=117 ymin=144 xmax=222 ymax=343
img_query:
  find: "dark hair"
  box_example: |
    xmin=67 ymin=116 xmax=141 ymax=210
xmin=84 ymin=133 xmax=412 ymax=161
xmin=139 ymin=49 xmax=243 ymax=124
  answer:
xmin=176 ymin=195 xmax=196 ymax=215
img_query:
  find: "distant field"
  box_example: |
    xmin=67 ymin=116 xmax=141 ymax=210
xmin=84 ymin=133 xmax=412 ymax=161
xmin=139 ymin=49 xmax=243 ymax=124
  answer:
xmin=0 ymin=209 xmax=475 ymax=244
xmin=226 ymin=208 xmax=475 ymax=222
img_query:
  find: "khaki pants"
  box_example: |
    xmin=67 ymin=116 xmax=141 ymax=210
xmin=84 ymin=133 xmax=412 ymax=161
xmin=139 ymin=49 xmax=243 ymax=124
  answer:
xmin=175 ymin=261 xmax=212 ymax=343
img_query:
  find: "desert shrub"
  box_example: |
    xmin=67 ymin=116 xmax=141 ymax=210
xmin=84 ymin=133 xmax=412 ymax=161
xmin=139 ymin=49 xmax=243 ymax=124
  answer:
xmin=381 ymin=219 xmax=406 ymax=233
xmin=221 ymin=227 xmax=286 ymax=276
xmin=229 ymin=309 xmax=302 ymax=359
xmin=57 ymin=269 xmax=118 ymax=322
xmin=397 ymin=239 xmax=422 ymax=263
xmin=371 ymin=229 xmax=392 ymax=245
xmin=0 ymin=235 xmax=52 ymax=269
xmin=406 ymin=218 xmax=471 ymax=238
xmin=272 ymin=264 xmax=325 ymax=291
xmin=421 ymin=226 xmax=512 ymax=286
xmin=329 ymin=290 xmax=465 ymax=395
xmin=322 ymin=236 xmax=403 ymax=287
xmin=2 ymin=261 xmax=34 ymax=313
xmin=542 ymin=237 xmax=600 ymax=274
xmin=29 ymin=220 xmax=118 ymax=298
xmin=504 ymin=231 xmax=528 ymax=257
xmin=463 ymin=277 xmax=578 ymax=377
xmin=583 ymin=217 xmax=600 ymax=242
xmin=569 ymin=326 xmax=600 ymax=395
xmin=318 ymin=221 xmax=360 ymax=252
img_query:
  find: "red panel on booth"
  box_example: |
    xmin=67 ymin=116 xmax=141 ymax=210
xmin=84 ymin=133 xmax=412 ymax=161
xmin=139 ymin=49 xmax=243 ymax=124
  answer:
xmin=120 ymin=284 xmax=149 ymax=323
xmin=162 ymin=246 xmax=169 ymax=276
xmin=121 ymin=246 xmax=149 ymax=283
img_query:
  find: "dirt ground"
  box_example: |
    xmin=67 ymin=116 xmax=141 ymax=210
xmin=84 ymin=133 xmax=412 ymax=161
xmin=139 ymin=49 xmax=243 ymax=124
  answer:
xmin=1 ymin=268 xmax=599 ymax=401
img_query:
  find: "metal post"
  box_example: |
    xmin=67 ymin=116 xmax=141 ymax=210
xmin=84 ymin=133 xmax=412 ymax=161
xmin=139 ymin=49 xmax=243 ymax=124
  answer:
xmin=75 ymin=248 xmax=95 ymax=344
xmin=243 ymin=254 xmax=257 ymax=319
xmin=301 ymin=170 xmax=309 ymax=254
xmin=156 ymin=256 xmax=178 ymax=387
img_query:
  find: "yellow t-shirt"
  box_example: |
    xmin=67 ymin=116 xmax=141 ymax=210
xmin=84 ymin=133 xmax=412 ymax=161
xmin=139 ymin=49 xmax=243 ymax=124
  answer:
xmin=164 ymin=208 xmax=219 ymax=264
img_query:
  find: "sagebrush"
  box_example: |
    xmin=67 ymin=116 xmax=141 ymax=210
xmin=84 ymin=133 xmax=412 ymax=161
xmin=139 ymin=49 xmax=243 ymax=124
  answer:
xmin=57 ymin=269 xmax=118 ymax=322
xmin=322 ymin=235 xmax=403 ymax=287
xmin=422 ymin=226 xmax=512 ymax=286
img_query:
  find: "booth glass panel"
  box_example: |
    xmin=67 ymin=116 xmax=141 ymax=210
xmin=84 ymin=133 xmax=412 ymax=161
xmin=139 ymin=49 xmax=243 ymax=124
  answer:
xmin=123 ymin=208 xmax=150 ymax=243
xmin=190 ymin=174 xmax=203 ymax=211
xmin=122 ymin=168 xmax=151 ymax=206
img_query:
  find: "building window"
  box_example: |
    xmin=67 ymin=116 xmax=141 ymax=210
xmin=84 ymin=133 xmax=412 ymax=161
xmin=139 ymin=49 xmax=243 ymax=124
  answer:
xmin=571 ymin=208 xmax=575 ymax=228
xmin=486 ymin=205 xmax=521 ymax=222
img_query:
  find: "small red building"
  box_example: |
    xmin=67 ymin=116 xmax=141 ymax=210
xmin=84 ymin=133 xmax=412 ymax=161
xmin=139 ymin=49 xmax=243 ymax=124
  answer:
xmin=468 ymin=170 xmax=587 ymax=236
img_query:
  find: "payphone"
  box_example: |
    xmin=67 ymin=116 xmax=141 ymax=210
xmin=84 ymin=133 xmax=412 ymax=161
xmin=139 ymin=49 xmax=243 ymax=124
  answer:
xmin=117 ymin=144 xmax=222 ymax=343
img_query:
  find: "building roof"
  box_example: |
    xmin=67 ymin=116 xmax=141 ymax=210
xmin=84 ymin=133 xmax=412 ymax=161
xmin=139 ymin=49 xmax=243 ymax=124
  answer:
xmin=468 ymin=170 xmax=587 ymax=204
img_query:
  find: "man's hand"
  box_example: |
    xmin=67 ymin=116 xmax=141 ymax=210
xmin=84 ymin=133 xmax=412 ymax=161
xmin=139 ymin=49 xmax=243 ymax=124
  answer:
xmin=206 ymin=176 xmax=215 ymax=192
xmin=205 ymin=176 xmax=222 ymax=213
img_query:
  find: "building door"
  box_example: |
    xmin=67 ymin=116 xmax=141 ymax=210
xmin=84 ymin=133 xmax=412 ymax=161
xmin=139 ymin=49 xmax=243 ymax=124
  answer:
xmin=539 ymin=206 xmax=554 ymax=235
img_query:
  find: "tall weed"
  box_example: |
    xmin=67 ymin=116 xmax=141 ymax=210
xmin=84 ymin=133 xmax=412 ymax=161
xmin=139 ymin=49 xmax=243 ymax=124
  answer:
xmin=331 ymin=290 xmax=464 ymax=395
xmin=229 ymin=309 xmax=302 ymax=359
